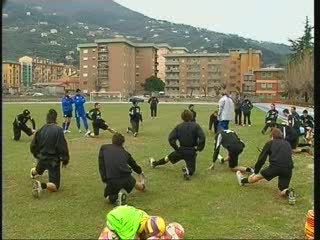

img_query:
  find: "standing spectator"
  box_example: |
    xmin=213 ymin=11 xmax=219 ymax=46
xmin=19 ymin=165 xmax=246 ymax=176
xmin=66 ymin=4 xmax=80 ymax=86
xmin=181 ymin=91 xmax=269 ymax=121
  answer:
xmin=188 ymin=104 xmax=197 ymax=122
xmin=30 ymin=109 xmax=70 ymax=198
xmin=261 ymin=103 xmax=278 ymax=134
xmin=73 ymin=89 xmax=90 ymax=136
xmin=217 ymin=92 xmax=234 ymax=130
xmin=209 ymin=110 xmax=219 ymax=134
xmin=148 ymin=93 xmax=159 ymax=119
xmin=241 ymin=97 xmax=253 ymax=126
xmin=12 ymin=109 xmax=36 ymax=141
xmin=234 ymin=94 xmax=243 ymax=126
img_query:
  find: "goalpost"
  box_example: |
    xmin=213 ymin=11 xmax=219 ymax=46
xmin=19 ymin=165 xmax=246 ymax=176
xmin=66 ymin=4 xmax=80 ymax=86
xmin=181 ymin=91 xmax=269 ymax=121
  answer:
xmin=89 ymin=91 xmax=122 ymax=103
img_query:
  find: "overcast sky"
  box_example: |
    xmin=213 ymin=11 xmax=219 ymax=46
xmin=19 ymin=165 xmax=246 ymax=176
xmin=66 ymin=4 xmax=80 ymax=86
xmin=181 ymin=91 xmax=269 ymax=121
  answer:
xmin=115 ymin=0 xmax=314 ymax=45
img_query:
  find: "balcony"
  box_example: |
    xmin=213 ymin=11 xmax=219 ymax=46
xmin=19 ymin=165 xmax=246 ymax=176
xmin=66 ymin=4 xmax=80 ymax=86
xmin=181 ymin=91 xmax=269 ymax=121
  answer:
xmin=98 ymin=48 xmax=108 ymax=53
xmin=98 ymin=58 xmax=108 ymax=62
xmin=187 ymin=69 xmax=200 ymax=73
xmin=166 ymin=61 xmax=179 ymax=66
xmin=166 ymin=69 xmax=179 ymax=73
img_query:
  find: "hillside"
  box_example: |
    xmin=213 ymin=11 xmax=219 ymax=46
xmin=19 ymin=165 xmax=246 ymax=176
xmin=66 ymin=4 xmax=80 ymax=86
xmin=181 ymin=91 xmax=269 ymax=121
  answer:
xmin=2 ymin=0 xmax=291 ymax=65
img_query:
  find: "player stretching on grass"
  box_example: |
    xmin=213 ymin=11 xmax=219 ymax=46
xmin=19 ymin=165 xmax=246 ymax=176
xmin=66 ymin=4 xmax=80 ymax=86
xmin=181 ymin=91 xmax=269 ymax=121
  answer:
xmin=99 ymin=133 xmax=146 ymax=205
xmin=61 ymin=90 xmax=73 ymax=133
xmin=261 ymin=103 xmax=278 ymax=134
xmin=30 ymin=109 xmax=70 ymax=198
xmin=12 ymin=109 xmax=36 ymax=141
xmin=236 ymin=128 xmax=296 ymax=204
xmin=73 ymin=88 xmax=90 ymax=136
xmin=104 ymin=205 xmax=166 ymax=240
xmin=150 ymin=109 xmax=206 ymax=180
xmin=208 ymin=129 xmax=254 ymax=173
xmin=86 ymin=103 xmax=117 ymax=137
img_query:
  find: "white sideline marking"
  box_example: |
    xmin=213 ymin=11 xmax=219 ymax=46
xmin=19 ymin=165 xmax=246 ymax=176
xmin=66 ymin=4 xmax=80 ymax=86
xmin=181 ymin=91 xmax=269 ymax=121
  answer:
xmin=3 ymin=101 xmax=218 ymax=105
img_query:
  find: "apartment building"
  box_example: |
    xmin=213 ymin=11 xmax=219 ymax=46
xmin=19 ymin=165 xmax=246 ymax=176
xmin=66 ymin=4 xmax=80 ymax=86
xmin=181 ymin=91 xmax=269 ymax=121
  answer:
xmin=164 ymin=49 xmax=262 ymax=97
xmin=19 ymin=56 xmax=33 ymax=88
xmin=156 ymin=44 xmax=189 ymax=81
xmin=78 ymin=38 xmax=158 ymax=96
xmin=254 ymin=68 xmax=285 ymax=102
xmin=18 ymin=56 xmax=68 ymax=88
xmin=2 ymin=61 xmax=21 ymax=93
xmin=165 ymin=53 xmax=231 ymax=97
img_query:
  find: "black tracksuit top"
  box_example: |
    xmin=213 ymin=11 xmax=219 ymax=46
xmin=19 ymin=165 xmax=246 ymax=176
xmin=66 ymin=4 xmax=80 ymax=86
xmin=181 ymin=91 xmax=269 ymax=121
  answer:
xmin=13 ymin=113 xmax=36 ymax=129
xmin=30 ymin=123 xmax=69 ymax=163
xmin=168 ymin=121 xmax=205 ymax=152
xmin=265 ymin=109 xmax=278 ymax=122
xmin=148 ymin=97 xmax=159 ymax=108
xmin=98 ymin=144 xmax=142 ymax=182
xmin=254 ymin=139 xmax=293 ymax=174
xmin=86 ymin=108 xmax=104 ymax=122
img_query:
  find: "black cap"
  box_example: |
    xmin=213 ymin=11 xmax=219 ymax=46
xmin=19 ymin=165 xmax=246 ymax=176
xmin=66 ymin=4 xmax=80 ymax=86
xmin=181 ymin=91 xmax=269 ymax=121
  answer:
xmin=283 ymin=109 xmax=289 ymax=114
xmin=23 ymin=109 xmax=30 ymax=116
xmin=303 ymin=109 xmax=308 ymax=114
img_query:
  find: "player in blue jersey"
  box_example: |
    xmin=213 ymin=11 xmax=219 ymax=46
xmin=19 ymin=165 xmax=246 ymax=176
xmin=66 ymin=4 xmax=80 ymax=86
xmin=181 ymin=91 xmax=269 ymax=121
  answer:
xmin=73 ymin=89 xmax=90 ymax=136
xmin=61 ymin=90 xmax=74 ymax=133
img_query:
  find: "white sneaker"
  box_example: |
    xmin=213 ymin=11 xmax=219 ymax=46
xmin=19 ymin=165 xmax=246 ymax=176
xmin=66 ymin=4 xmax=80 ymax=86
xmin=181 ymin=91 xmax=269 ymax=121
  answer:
xmin=116 ymin=189 xmax=128 ymax=206
xmin=63 ymin=130 xmax=67 ymax=134
xmin=30 ymin=167 xmax=37 ymax=179
xmin=32 ymin=180 xmax=42 ymax=198
xmin=126 ymin=128 xmax=130 ymax=133
xmin=84 ymin=130 xmax=91 ymax=137
xmin=67 ymin=130 xmax=71 ymax=133
xmin=149 ymin=157 xmax=155 ymax=168
xmin=78 ymin=129 xmax=82 ymax=133
xmin=236 ymin=171 xmax=244 ymax=186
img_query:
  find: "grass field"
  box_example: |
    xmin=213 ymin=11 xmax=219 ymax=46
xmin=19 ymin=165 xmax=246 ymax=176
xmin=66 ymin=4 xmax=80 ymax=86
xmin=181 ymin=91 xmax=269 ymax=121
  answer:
xmin=3 ymin=103 xmax=313 ymax=239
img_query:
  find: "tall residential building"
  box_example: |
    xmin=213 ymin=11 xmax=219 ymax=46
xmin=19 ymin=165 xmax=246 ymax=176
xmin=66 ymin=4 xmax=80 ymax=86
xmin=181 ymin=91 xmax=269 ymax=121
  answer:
xmin=164 ymin=49 xmax=262 ymax=97
xmin=19 ymin=56 xmax=33 ymax=88
xmin=254 ymin=68 xmax=285 ymax=102
xmin=78 ymin=38 xmax=158 ymax=96
xmin=156 ymin=44 xmax=189 ymax=81
xmin=2 ymin=61 xmax=21 ymax=92
xmin=165 ymin=53 xmax=230 ymax=97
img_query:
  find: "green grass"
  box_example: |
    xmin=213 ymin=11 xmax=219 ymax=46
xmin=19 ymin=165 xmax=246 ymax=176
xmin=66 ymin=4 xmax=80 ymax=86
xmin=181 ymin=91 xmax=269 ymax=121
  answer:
xmin=3 ymin=103 xmax=313 ymax=239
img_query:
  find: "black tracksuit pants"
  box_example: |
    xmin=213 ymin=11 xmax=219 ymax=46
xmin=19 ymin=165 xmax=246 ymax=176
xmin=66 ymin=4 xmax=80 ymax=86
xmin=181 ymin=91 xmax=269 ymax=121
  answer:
xmin=234 ymin=109 xmax=242 ymax=125
xmin=13 ymin=123 xmax=33 ymax=141
xmin=151 ymin=106 xmax=157 ymax=117
xmin=243 ymin=112 xmax=251 ymax=125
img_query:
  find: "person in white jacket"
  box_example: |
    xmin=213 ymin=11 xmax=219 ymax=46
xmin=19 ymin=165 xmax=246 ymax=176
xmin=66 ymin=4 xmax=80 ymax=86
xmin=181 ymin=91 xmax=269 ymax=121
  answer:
xmin=217 ymin=92 xmax=234 ymax=130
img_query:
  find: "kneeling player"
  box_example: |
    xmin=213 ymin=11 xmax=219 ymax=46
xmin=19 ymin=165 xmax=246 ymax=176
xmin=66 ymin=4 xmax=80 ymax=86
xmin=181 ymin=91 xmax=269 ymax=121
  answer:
xmin=275 ymin=123 xmax=311 ymax=154
xmin=208 ymin=129 xmax=253 ymax=173
xmin=12 ymin=109 xmax=36 ymax=141
xmin=86 ymin=103 xmax=116 ymax=137
xmin=236 ymin=128 xmax=296 ymax=204
xmin=99 ymin=133 xmax=145 ymax=205
xmin=150 ymin=110 xmax=206 ymax=180
xmin=30 ymin=109 xmax=70 ymax=198
xmin=300 ymin=110 xmax=314 ymax=145
xmin=105 ymin=205 xmax=166 ymax=240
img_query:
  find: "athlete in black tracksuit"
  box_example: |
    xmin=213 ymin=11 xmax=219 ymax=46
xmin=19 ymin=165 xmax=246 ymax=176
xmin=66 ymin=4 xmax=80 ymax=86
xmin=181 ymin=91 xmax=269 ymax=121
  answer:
xmin=261 ymin=104 xmax=278 ymax=134
xmin=148 ymin=96 xmax=159 ymax=118
xmin=208 ymin=129 xmax=253 ymax=173
xmin=300 ymin=110 xmax=314 ymax=144
xmin=13 ymin=109 xmax=36 ymax=141
xmin=30 ymin=109 xmax=69 ymax=198
xmin=86 ymin=103 xmax=116 ymax=137
xmin=98 ymin=133 xmax=145 ymax=205
xmin=276 ymin=123 xmax=311 ymax=153
xmin=150 ymin=110 xmax=205 ymax=180
xmin=127 ymin=101 xmax=143 ymax=137
xmin=188 ymin=104 xmax=197 ymax=122
xmin=236 ymin=128 xmax=295 ymax=204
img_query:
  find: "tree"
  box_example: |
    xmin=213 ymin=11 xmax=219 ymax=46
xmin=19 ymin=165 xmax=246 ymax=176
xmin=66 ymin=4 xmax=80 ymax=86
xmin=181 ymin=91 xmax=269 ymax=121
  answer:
xmin=142 ymin=76 xmax=165 ymax=93
xmin=284 ymin=16 xmax=314 ymax=103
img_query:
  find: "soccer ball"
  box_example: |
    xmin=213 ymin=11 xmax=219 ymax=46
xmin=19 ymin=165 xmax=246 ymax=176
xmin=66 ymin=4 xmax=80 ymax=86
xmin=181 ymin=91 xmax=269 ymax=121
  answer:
xmin=163 ymin=222 xmax=184 ymax=240
xmin=98 ymin=226 xmax=119 ymax=240
xmin=145 ymin=216 xmax=166 ymax=238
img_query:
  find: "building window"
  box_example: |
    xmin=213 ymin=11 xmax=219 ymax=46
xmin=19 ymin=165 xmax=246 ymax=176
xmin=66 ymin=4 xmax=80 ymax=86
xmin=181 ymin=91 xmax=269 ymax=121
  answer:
xmin=267 ymin=83 xmax=272 ymax=89
xmin=262 ymin=72 xmax=273 ymax=79
xmin=92 ymin=57 xmax=96 ymax=60
xmin=92 ymin=49 xmax=96 ymax=52
xmin=261 ymin=83 xmax=266 ymax=89
xmin=83 ymin=65 xmax=88 ymax=69
xmin=83 ymin=57 xmax=88 ymax=61
xmin=267 ymin=94 xmax=273 ymax=99
xmin=92 ymin=65 xmax=96 ymax=68
xmin=83 ymin=73 xmax=88 ymax=77
xmin=83 ymin=49 xmax=88 ymax=54
xmin=83 ymin=81 xmax=87 ymax=85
